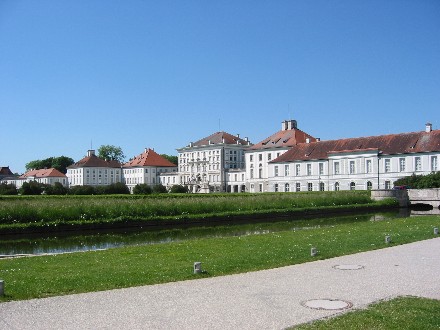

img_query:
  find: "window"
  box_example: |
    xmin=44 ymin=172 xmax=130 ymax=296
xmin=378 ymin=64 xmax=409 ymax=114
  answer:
xmin=350 ymin=182 xmax=356 ymax=190
xmin=349 ymin=161 xmax=355 ymax=174
xmin=274 ymin=166 xmax=279 ymax=177
xmin=296 ymin=182 xmax=301 ymax=192
xmin=319 ymin=182 xmax=325 ymax=191
xmin=432 ymin=156 xmax=438 ymax=171
xmin=307 ymin=164 xmax=312 ymax=176
xmin=259 ymin=184 xmax=263 ymax=192
xmin=259 ymin=168 xmax=262 ymax=179
xmin=334 ymin=182 xmax=340 ymax=191
xmin=415 ymin=157 xmax=422 ymax=171
xmin=307 ymin=183 xmax=313 ymax=191
xmin=250 ymin=155 xmax=253 ymax=161
xmin=296 ymin=164 xmax=300 ymax=176
xmin=385 ymin=159 xmax=391 ymax=173
xmin=268 ymin=153 xmax=272 ymax=161
xmin=385 ymin=181 xmax=391 ymax=189
xmin=259 ymin=154 xmax=263 ymax=161
xmin=366 ymin=160 xmax=372 ymax=174
xmin=285 ymin=183 xmax=290 ymax=192
xmin=319 ymin=163 xmax=324 ymax=175
xmin=274 ymin=183 xmax=279 ymax=192
xmin=399 ymin=158 xmax=406 ymax=172
xmin=334 ymin=162 xmax=340 ymax=175
xmin=367 ymin=181 xmax=373 ymax=190
xmin=285 ymin=165 xmax=290 ymax=176
xmin=250 ymin=169 xmax=254 ymax=179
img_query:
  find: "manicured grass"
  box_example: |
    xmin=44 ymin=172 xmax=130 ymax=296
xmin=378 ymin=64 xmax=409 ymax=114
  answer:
xmin=0 ymin=191 xmax=380 ymax=233
xmin=0 ymin=214 xmax=438 ymax=302
xmin=294 ymin=296 xmax=440 ymax=329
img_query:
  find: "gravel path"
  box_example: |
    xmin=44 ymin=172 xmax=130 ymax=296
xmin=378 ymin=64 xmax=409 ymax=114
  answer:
xmin=1 ymin=238 xmax=439 ymax=329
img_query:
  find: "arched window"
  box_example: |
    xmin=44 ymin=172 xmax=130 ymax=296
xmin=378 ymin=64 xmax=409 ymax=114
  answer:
xmin=334 ymin=182 xmax=340 ymax=191
xmin=285 ymin=183 xmax=290 ymax=192
xmin=367 ymin=181 xmax=373 ymax=190
xmin=319 ymin=182 xmax=325 ymax=191
xmin=350 ymin=182 xmax=356 ymax=190
xmin=274 ymin=183 xmax=279 ymax=192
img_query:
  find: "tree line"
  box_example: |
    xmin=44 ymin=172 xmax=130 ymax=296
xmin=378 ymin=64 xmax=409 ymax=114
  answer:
xmin=394 ymin=172 xmax=440 ymax=189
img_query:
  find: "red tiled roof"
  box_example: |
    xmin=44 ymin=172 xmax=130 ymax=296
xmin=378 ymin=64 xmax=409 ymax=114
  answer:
xmin=273 ymin=129 xmax=440 ymax=163
xmin=20 ymin=168 xmax=66 ymax=178
xmin=250 ymin=128 xmax=316 ymax=150
xmin=123 ymin=149 xmax=177 ymax=168
xmin=190 ymin=131 xmax=250 ymax=147
xmin=68 ymin=154 xmax=121 ymax=169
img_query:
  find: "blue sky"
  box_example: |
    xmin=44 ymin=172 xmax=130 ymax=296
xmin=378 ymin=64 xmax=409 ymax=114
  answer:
xmin=1 ymin=1 xmax=439 ymax=173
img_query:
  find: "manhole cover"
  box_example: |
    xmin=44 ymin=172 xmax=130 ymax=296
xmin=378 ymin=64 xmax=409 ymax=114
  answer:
xmin=333 ymin=264 xmax=364 ymax=270
xmin=302 ymin=299 xmax=353 ymax=310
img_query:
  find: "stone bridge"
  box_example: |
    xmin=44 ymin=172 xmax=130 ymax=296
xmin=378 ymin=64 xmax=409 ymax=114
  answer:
xmin=371 ymin=189 xmax=440 ymax=208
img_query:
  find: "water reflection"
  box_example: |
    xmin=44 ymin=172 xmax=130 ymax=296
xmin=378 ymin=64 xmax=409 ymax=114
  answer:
xmin=0 ymin=211 xmax=413 ymax=256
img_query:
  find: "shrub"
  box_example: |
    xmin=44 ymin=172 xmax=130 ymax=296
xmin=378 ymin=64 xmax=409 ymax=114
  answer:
xmin=44 ymin=182 xmax=68 ymax=195
xmin=0 ymin=182 xmax=18 ymax=195
xmin=19 ymin=181 xmax=43 ymax=195
xmin=169 ymin=185 xmax=188 ymax=193
xmin=133 ymin=184 xmax=152 ymax=195
xmin=152 ymin=184 xmax=167 ymax=194
xmin=69 ymin=185 xmax=96 ymax=195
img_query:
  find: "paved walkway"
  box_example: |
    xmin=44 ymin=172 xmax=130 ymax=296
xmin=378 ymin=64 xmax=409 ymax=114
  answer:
xmin=1 ymin=238 xmax=439 ymax=329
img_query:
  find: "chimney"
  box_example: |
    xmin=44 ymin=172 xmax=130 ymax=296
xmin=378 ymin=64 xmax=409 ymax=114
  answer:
xmin=245 ymin=137 xmax=249 ymax=142
xmin=144 ymin=148 xmax=149 ymax=153
xmin=282 ymin=120 xmax=288 ymax=131
xmin=87 ymin=150 xmax=95 ymax=157
xmin=189 ymin=142 xmax=193 ymax=147
xmin=425 ymin=122 xmax=432 ymax=133
xmin=306 ymin=138 xmax=310 ymax=143
xmin=316 ymin=138 xmax=321 ymax=142
xmin=237 ymin=133 xmax=240 ymax=138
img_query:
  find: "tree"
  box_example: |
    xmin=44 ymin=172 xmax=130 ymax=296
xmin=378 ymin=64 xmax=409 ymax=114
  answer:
xmin=98 ymin=145 xmax=125 ymax=163
xmin=160 ymin=154 xmax=178 ymax=165
xmin=69 ymin=185 xmax=96 ymax=195
xmin=133 ymin=184 xmax=152 ymax=195
xmin=44 ymin=182 xmax=68 ymax=195
xmin=25 ymin=156 xmax=74 ymax=174
xmin=98 ymin=182 xmax=130 ymax=195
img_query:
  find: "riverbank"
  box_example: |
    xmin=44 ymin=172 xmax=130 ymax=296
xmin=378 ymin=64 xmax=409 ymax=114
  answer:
xmin=0 ymin=191 xmax=397 ymax=235
xmin=0 ymin=213 xmax=438 ymax=302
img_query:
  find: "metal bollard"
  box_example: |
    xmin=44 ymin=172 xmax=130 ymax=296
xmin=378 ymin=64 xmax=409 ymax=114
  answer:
xmin=194 ymin=262 xmax=202 ymax=274
xmin=311 ymin=247 xmax=317 ymax=257
xmin=0 ymin=280 xmax=4 ymax=297
xmin=434 ymin=227 xmax=439 ymax=235
xmin=385 ymin=235 xmax=391 ymax=244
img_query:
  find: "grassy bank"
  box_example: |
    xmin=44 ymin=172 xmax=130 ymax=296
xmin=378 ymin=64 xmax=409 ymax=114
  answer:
xmin=294 ymin=296 xmax=440 ymax=329
xmin=0 ymin=191 xmax=389 ymax=233
xmin=0 ymin=214 xmax=438 ymax=302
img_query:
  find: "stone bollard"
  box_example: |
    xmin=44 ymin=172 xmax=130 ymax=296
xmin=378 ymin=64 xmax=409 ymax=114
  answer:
xmin=0 ymin=280 xmax=4 ymax=297
xmin=385 ymin=235 xmax=391 ymax=244
xmin=311 ymin=247 xmax=317 ymax=257
xmin=434 ymin=227 xmax=439 ymax=235
xmin=194 ymin=262 xmax=202 ymax=274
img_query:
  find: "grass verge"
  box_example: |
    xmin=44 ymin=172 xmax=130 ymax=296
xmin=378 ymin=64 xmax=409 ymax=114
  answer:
xmin=0 ymin=214 xmax=438 ymax=302
xmin=294 ymin=296 xmax=440 ymax=329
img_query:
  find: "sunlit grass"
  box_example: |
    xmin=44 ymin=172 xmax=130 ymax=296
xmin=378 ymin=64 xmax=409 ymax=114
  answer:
xmin=0 ymin=214 xmax=438 ymax=302
xmin=294 ymin=296 xmax=440 ymax=329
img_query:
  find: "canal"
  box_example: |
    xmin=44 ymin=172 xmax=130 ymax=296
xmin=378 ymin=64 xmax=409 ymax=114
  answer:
xmin=0 ymin=209 xmax=424 ymax=257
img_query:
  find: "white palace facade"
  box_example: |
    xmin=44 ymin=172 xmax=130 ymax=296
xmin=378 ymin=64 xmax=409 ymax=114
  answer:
xmin=3 ymin=120 xmax=439 ymax=193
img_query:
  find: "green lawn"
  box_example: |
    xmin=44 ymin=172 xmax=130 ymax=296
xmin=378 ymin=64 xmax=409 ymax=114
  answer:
xmin=294 ymin=296 xmax=440 ymax=329
xmin=0 ymin=214 xmax=438 ymax=302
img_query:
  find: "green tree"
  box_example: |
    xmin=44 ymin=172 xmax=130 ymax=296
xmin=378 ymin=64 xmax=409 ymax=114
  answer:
xmin=44 ymin=182 xmax=68 ymax=195
xmin=98 ymin=182 xmax=130 ymax=195
xmin=25 ymin=156 xmax=74 ymax=174
xmin=160 ymin=154 xmax=178 ymax=165
xmin=98 ymin=145 xmax=125 ymax=163
xmin=69 ymin=185 xmax=96 ymax=195
xmin=133 ymin=184 xmax=152 ymax=195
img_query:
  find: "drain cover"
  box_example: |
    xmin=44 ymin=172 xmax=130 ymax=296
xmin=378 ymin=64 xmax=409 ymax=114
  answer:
xmin=333 ymin=264 xmax=364 ymax=270
xmin=302 ymin=299 xmax=353 ymax=310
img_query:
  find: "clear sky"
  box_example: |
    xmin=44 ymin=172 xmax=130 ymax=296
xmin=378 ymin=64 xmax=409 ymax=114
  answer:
xmin=1 ymin=1 xmax=439 ymax=173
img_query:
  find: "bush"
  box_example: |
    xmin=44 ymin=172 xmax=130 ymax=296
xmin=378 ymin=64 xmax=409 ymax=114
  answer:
xmin=98 ymin=182 xmax=130 ymax=195
xmin=19 ymin=181 xmax=43 ymax=195
xmin=152 ymin=184 xmax=167 ymax=194
xmin=0 ymin=182 xmax=18 ymax=195
xmin=133 ymin=184 xmax=152 ymax=195
xmin=394 ymin=172 xmax=440 ymax=188
xmin=69 ymin=185 xmax=96 ymax=195
xmin=169 ymin=185 xmax=188 ymax=193
xmin=44 ymin=182 xmax=69 ymax=195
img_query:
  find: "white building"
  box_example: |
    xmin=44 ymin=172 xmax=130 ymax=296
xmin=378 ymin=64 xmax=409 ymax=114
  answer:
xmin=177 ymin=131 xmax=252 ymax=193
xmin=66 ymin=150 xmax=122 ymax=187
xmin=5 ymin=168 xmax=68 ymax=188
xmin=245 ymin=120 xmax=317 ymax=193
xmin=268 ymin=123 xmax=440 ymax=192
xmin=123 ymin=148 xmax=178 ymax=193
